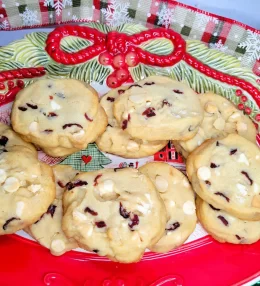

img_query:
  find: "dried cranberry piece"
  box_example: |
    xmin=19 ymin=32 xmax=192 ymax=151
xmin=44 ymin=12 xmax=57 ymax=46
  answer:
xmin=118 ymin=89 xmax=125 ymax=95
xmin=144 ymin=82 xmax=155 ymax=86
xmin=210 ymin=163 xmax=220 ymax=168
xmin=48 ymin=112 xmax=58 ymax=117
xmin=84 ymin=113 xmax=93 ymax=122
xmin=128 ymin=214 xmax=139 ymax=229
xmin=209 ymin=204 xmax=220 ymax=211
xmin=122 ymin=119 xmax=128 ymax=130
xmin=0 ymin=136 xmax=8 ymax=146
xmin=142 ymin=107 xmax=156 ymax=117
xmin=173 ymin=89 xmax=183 ymax=94
xmin=107 ymin=97 xmax=115 ymax=102
xmin=119 ymin=202 xmax=130 ymax=219
xmin=107 ymin=124 xmax=113 ymax=127
xmin=44 ymin=129 xmax=53 ymax=133
xmin=216 ymin=141 xmax=220 ymax=147
xmin=46 ymin=204 xmax=57 ymax=218
xmin=241 ymin=171 xmax=253 ymax=185
xmin=217 ymin=215 xmax=228 ymax=226
xmin=128 ymin=84 xmax=142 ymax=89
xmin=166 ymin=222 xmax=180 ymax=231
xmin=63 ymin=123 xmax=83 ymax=129
xmin=93 ymin=174 xmax=102 ymax=186
xmin=205 ymin=180 xmax=211 ymax=186
xmin=162 ymin=100 xmax=172 ymax=107
xmin=236 ymin=235 xmax=242 ymax=240
xmin=214 ymin=192 xmax=230 ymax=202
xmin=18 ymin=106 xmax=27 ymax=111
xmin=95 ymin=221 xmax=106 ymax=228
xmin=57 ymin=181 xmax=65 ymax=188
xmin=93 ymin=249 xmax=99 ymax=253
xmin=85 ymin=207 xmax=98 ymax=216
xmin=230 ymin=149 xmax=237 ymax=155
xmin=66 ymin=180 xmax=88 ymax=190
xmin=3 ymin=217 xmax=20 ymax=230
xmin=49 ymin=96 xmax=53 ymax=100
xmin=26 ymin=103 xmax=38 ymax=109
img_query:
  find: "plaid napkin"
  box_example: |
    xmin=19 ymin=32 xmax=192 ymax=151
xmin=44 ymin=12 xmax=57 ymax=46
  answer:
xmin=0 ymin=0 xmax=259 ymax=74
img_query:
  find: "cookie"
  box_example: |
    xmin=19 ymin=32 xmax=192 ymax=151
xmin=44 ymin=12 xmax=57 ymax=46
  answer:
xmin=11 ymin=79 xmax=107 ymax=157
xmin=196 ymin=197 xmax=260 ymax=244
xmin=113 ymin=76 xmax=203 ymax=141
xmin=96 ymin=86 xmax=168 ymax=158
xmin=62 ymin=168 xmax=167 ymax=263
xmin=26 ymin=165 xmax=78 ymax=256
xmin=41 ymin=106 xmax=108 ymax=157
xmin=139 ymin=162 xmax=197 ymax=253
xmin=173 ymin=93 xmax=257 ymax=158
xmin=0 ymin=150 xmax=55 ymax=234
xmin=0 ymin=122 xmax=37 ymax=155
xmin=187 ymin=134 xmax=260 ymax=221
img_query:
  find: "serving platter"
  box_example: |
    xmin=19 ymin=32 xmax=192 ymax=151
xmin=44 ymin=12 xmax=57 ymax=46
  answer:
xmin=0 ymin=22 xmax=260 ymax=285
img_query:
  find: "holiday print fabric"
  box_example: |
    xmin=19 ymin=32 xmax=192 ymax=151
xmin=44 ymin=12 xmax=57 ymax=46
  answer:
xmin=0 ymin=0 xmax=259 ymax=74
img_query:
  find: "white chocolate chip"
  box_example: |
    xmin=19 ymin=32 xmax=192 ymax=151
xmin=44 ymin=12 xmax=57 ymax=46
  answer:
xmin=169 ymin=200 xmax=176 ymax=207
xmin=253 ymin=183 xmax=259 ymax=194
xmin=129 ymin=95 xmax=144 ymax=104
xmin=16 ymin=201 xmax=24 ymax=217
xmin=31 ymin=174 xmax=38 ymax=178
xmin=235 ymin=195 xmax=246 ymax=204
xmin=256 ymin=155 xmax=260 ymax=160
xmin=122 ymin=111 xmax=129 ymax=120
xmin=237 ymin=122 xmax=247 ymax=132
xmin=51 ymin=239 xmax=66 ymax=253
xmin=155 ymin=175 xmax=168 ymax=192
xmin=72 ymin=129 xmax=85 ymax=140
xmin=86 ymin=225 xmax=94 ymax=236
xmin=197 ymin=166 xmax=211 ymax=181
xmin=28 ymin=184 xmax=42 ymax=193
xmin=238 ymin=153 xmax=249 ymax=166
xmin=3 ymin=177 xmax=20 ymax=193
xmin=73 ymin=210 xmax=88 ymax=221
xmin=183 ymin=179 xmax=190 ymax=188
xmin=136 ymin=202 xmax=150 ymax=215
xmin=98 ymin=180 xmax=116 ymax=199
xmin=146 ymin=101 xmax=151 ymax=107
xmin=50 ymin=100 xmax=61 ymax=110
xmin=230 ymin=112 xmax=241 ymax=119
xmin=213 ymin=118 xmax=225 ymax=131
xmin=29 ymin=121 xmax=38 ymax=133
xmin=205 ymin=102 xmax=218 ymax=113
xmin=126 ymin=141 xmax=139 ymax=151
xmin=183 ymin=201 xmax=196 ymax=215
xmin=236 ymin=183 xmax=247 ymax=196
xmin=0 ymin=169 xmax=7 ymax=183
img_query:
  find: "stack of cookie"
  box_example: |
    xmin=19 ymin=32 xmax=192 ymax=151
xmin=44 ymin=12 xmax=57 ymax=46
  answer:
xmin=187 ymin=134 xmax=260 ymax=244
xmin=11 ymin=79 xmax=108 ymax=157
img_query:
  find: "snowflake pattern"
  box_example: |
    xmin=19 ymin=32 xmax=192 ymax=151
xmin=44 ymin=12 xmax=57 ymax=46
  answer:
xmin=239 ymin=30 xmax=260 ymax=65
xmin=101 ymin=0 xmax=132 ymax=27
xmin=156 ymin=4 xmax=174 ymax=28
xmin=20 ymin=7 xmax=40 ymax=26
xmin=191 ymin=11 xmax=219 ymax=30
xmin=0 ymin=20 xmax=9 ymax=30
xmin=44 ymin=0 xmax=72 ymax=16
xmin=209 ymin=39 xmax=228 ymax=53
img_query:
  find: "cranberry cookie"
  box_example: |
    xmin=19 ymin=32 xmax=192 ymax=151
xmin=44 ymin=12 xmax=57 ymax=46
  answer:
xmin=11 ymin=79 xmax=107 ymax=157
xmin=187 ymin=134 xmax=260 ymax=221
xmin=139 ymin=162 xmax=197 ymax=253
xmin=173 ymin=93 xmax=256 ymax=158
xmin=96 ymin=86 xmax=167 ymax=158
xmin=62 ymin=168 xmax=167 ymax=263
xmin=0 ymin=150 xmax=55 ymax=234
xmin=197 ymin=197 xmax=260 ymax=244
xmin=113 ymin=76 xmax=203 ymax=141
xmin=26 ymin=165 xmax=78 ymax=256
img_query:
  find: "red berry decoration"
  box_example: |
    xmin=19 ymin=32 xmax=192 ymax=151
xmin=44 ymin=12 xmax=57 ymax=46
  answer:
xmin=255 ymin=114 xmax=260 ymax=122
xmin=112 ymin=54 xmax=126 ymax=69
xmin=257 ymin=79 xmax=260 ymax=84
xmin=115 ymin=68 xmax=130 ymax=82
xmin=241 ymin=96 xmax=248 ymax=102
xmin=98 ymin=52 xmax=113 ymax=66
xmin=125 ymin=52 xmax=140 ymax=67
xmin=7 ymin=81 xmax=14 ymax=89
xmin=16 ymin=80 xmax=24 ymax=88
xmin=107 ymin=73 xmax=121 ymax=88
xmin=244 ymin=107 xmax=251 ymax=115
xmin=238 ymin=103 xmax=244 ymax=110
xmin=0 ymin=83 xmax=5 ymax=90
xmin=235 ymin=89 xmax=242 ymax=96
